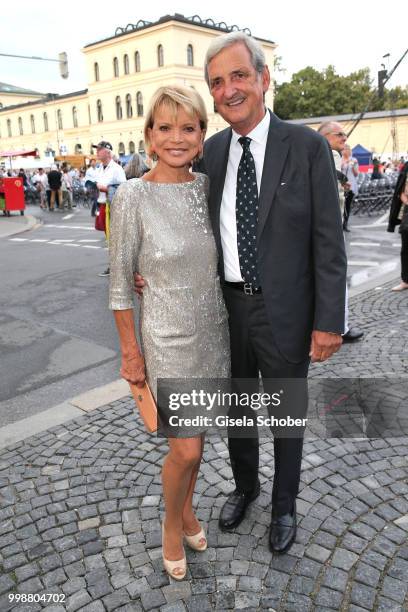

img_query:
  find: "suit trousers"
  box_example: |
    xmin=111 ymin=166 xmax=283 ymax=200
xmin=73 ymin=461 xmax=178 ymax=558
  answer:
xmin=223 ymin=285 xmax=310 ymax=516
xmin=400 ymin=230 xmax=408 ymax=283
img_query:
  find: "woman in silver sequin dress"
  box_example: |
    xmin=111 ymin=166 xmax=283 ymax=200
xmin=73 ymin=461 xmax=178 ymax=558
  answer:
xmin=109 ymin=87 xmax=230 ymax=580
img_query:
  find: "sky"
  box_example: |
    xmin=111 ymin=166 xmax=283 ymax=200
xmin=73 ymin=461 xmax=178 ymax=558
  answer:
xmin=0 ymin=1 xmax=407 ymax=96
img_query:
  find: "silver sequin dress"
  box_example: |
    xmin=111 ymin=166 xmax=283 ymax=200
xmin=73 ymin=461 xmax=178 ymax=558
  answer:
xmin=109 ymin=173 xmax=230 ymax=399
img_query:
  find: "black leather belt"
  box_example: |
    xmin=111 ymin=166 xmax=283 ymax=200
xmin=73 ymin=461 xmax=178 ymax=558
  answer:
xmin=224 ymin=281 xmax=262 ymax=295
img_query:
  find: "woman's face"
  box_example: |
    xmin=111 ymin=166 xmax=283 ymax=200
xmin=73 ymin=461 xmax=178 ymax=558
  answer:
xmin=148 ymin=104 xmax=204 ymax=169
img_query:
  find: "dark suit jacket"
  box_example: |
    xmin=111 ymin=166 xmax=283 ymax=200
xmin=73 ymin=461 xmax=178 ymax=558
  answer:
xmin=201 ymin=110 xmax=347 ymax=363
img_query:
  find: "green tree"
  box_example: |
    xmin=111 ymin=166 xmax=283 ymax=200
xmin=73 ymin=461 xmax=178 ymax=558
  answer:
xmin=274 ymin=65 xmax=374 ymax=119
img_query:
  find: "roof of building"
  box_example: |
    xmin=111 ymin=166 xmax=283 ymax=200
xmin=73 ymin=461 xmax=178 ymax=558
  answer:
xmin=0 ymin=89 xmax=88 ymax=113
xmin=287 ymin=108 xmax=408 ymax=125
xmin=84 ymin=13 xmax=275 ymax=48
xmin=0 ymin=81 xmax=45 ymax=96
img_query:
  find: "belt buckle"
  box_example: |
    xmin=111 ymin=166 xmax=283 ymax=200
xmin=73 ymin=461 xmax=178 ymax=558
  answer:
xmin=243 ymin=283 xmax=254 ymax=295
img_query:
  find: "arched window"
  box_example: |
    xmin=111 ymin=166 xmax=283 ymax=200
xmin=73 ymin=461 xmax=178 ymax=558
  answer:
xmin=43 ymin=112 xmax=49 ymax=131
xmin=113 ymin=57 xmax=119 ymax=77
xmin=72 ymin=106 xmax=78 ymax=128
xmin=18 ymin=117 xmax=23 ymax=135
xmin=187 ymin=44 xmax=194 ymax=66
xmin=126 ymin=94 xmax=133 ymax=118
xmin=118 ymin=142 xmax=125 ymax=155
xmin=135 ymin=51 xmax=140 ymax=72
xmin=7 ymin=119 xmax=12 ymax=137
xmin=115 ymin=96 xmax=123 ymax=120
xmin=129 ymin=141 xmax=135 ymax=154
xmin=136 ymin=91 xmax=143 ymax=117
xmin=30 ymin=115 xmax=36 ymax=134
xmin=94 ymin=62 xmax=100 ymax=81
xmin=123 ymin=54 xmax=129 ymax=75
xmin=138 ymin=140 xmax=145 ymax=154
xmin=96 ymin=99 xmax=103 ymax=122
xmin=57 ymin=109 xmax=63 ymax=130
xmin=157 ymin=44 xmax=164 ymax=67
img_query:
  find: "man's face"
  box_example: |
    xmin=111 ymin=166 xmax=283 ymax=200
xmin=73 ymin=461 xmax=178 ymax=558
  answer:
xmin=207 ymin=42 xmax=270 ymax=136
xmin=325 ymin=123 xmax=348 ymax=153
xmin=96 ymin=147 xmax=111 ymax=164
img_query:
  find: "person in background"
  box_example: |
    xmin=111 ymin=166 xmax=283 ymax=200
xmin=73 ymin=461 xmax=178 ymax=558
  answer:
xmin=371 ymin=158 xmax=382 ymax=179
xmin=32 ymin=168 xmax=48 ymax=209
xmin=18 ymin=168 xmax=28 ymax=188
xmin=124 ymin=152 xmax=148 ymax=180
xmin=92 ymin=142 xmax=126 ymax=277
xmin=318 ymin=121 xmax=364 ymax=343
xmin=341 ymin=144 xmax=359 ymax=232
xmin=388 ymin=161 xmax=408 ymax=291
xmin=61 ymin=166 xmax=73 ymax=210
xmin=85 ymin=158 xmax=100 ymax=217
xmin=47 ymin=165 xmax=62 ymax=211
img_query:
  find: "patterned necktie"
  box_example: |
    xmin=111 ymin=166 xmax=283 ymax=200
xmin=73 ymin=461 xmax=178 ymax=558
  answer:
xmin=236 ymin=136 xmax=260 ymax=288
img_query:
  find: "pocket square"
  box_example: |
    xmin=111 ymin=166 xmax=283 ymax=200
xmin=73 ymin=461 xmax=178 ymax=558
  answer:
xmin=280 ymin=182 xmax=286 ymax=186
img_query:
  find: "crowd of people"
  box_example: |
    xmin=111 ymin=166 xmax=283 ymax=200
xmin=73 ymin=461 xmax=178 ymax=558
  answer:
xmin=0 ymin=152 xmax=148 ymax=214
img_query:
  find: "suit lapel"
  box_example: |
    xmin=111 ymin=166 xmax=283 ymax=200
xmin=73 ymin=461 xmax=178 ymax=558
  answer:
xmin=257 ymin=112 xmax=290 ymax=240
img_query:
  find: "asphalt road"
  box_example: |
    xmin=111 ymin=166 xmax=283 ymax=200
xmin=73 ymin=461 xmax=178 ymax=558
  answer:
xmin=0 ymin=204 xmax=400 ymax=429
xmin=0 ymin=205 xmax=129 ymax=427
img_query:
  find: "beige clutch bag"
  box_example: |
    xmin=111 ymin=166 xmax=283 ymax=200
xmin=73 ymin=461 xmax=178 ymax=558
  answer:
xmin=129 ymin=382 xmax=158 ymax=433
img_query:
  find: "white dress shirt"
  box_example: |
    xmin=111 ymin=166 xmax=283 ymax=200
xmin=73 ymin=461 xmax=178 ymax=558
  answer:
xmin=220 ymin=110 xmax=270 ymax=282
xmin=96 ymin=159 xmax=126 ymax=204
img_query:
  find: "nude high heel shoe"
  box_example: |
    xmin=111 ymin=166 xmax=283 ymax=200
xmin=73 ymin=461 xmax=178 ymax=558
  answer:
xmin=162 ymin=523 xmax=186 ymax=580
xmin=184 ymin=525 xmax=207 ymax=551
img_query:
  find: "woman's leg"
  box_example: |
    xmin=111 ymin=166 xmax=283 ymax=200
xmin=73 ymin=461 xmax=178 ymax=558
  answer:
xmin=162 ymin=436 xmax=202 ymax=560
xmin=182 ymin=434 xmax=205 ymax=535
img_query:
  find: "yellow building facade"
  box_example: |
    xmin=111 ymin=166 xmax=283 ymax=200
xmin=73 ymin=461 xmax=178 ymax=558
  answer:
xmin=0 ymin=14 xmax=276 ymax=161
xmin=289 ymin=109 xmax=408 ymax=160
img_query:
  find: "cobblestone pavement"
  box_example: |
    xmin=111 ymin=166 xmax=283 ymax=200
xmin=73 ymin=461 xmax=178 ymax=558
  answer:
xmin=1 ymin=281 xmax=407 ymax=612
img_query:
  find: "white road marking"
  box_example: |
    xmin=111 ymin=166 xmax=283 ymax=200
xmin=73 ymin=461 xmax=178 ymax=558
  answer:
xmin=77 ymin=239 xmax=101 ymax=243
xmin=348 ymin=260 xmax=380 ymax=267
xmin=350 ymin=242 xmax=381 ymax=247
xmin=372 ymin=212 xmax=390 ymax=226
xmin=30 ymin=239 xmax=48 ymax=243
xmin=44 ymin=224 xmax=94 ymax=230
xmin=62 ymin=214 xmax=74 ymax=220
xmin=393 ymin=243 xmax=401 ymax=247
xmin=82 ymin=245 xmax=101 ymax=249
xmin=351 ymin=222 xmax=387 ymax=229
xmin=9 ymin=238 xmax=28 ymax=241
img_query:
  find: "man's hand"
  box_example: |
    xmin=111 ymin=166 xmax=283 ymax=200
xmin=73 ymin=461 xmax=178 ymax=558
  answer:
xmin=121 ymin=353 xmax=146 ymax=388
xmin=134 ymin=273 xmax=145 ymax=297
xmin=309 ymin=330 xmax=342 ymax=363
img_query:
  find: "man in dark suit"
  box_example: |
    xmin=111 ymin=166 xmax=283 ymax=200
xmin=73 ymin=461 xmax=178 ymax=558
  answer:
xmin=201 ymin=32 xmax=347 ymax=554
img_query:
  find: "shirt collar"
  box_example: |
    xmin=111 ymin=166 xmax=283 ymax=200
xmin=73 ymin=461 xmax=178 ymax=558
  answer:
xmin=231 ymin=109 xmax=270 ymax=147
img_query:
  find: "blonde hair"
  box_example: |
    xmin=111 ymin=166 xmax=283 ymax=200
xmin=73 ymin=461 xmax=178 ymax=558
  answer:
xmin=144 ymin=85 xmax=207 ymax=157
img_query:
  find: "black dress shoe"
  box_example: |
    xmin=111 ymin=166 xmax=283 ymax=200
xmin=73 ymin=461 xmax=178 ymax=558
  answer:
xmin=218 ymin=481 xmax=260 ymax=531
xmin=342 ymin=327 xmax=364 ymax=343
xmin=269 ymin=503 xmax=297 ymax=554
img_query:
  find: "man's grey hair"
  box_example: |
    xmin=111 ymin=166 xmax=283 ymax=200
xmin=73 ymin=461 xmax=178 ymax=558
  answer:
xmin=318 ymin=121 xmax=338 ymax=135
xmin=204 ymin=32 xmax=266 ymax=86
